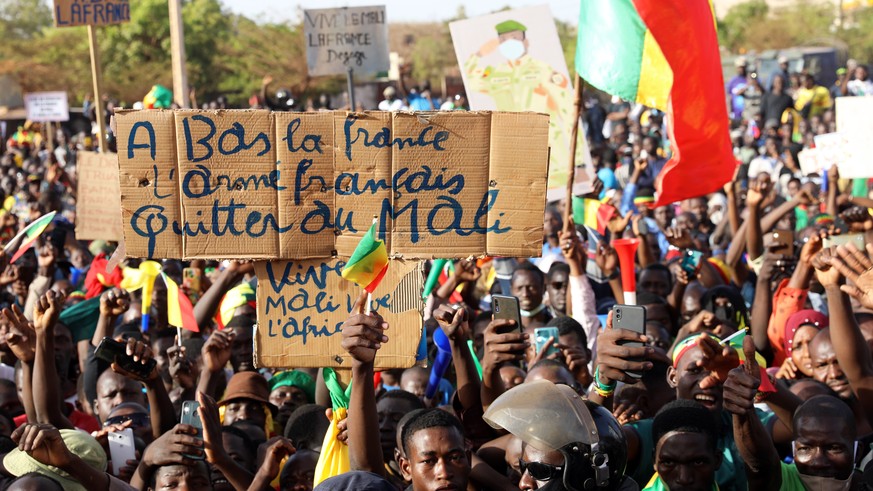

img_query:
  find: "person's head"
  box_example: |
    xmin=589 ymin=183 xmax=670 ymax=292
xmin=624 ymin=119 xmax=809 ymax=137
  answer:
xmin=810 ymin=328 xmax=853 ymax=399
xmin=284 ymin=404 xmax=329 ymax=452
xmin=377 ymin=389 xmax=425 ymax=463
xmin=669 ymin=334 xmax=723 ymax=413
xmin=106 ymin=402 xmax=152 ymax=444
xmin=651 ymin=400 xmax=721 ymax=491
xmin=225 ymin=317 xmax=255 ymax=372
xmin=5 ymin=473 xmax=64 ymax=491
xmin=543 ymin=207 xmax=561 ymax=240
xmin=787 ymin=177 xmax=802 ymax=198
xmin=645 ymin=320 xmax=672 ymax=352
xmin=95 ymin=369 xmax=145 ymax=423
xmin=218 ymin=371 xmax=276 ymax=430
xmin=383 ymin=86 xmax=397 ymax=101
xmin=735 ymin=57 xmax=747 ymax=76
xmin=785 ymin=310 xmax=828 ymax=378
xmin=653 ymin=206 xmax=674 ymax=230
xmin=790 ymin=379 xmax=837 ymax=401
xmin=511 ymin=263 xmax=545 ymax=313
xmin=150 ymin=462 xmax=212 ymax=491
xmin=773 ymin=73 xmax=786 ymax=93
xmin=803 ymin=74 xmax=816 ymax=89
xmin=150 ymin=329 xmax=176 ymax=382
xmin=792 ymin=395 xmax=857 ymax=483
xmin=680 ymin=197 xmax=707 ymax=223
xmin=701 ymin=286 xmax=748 ymax=332
xmin=855 ymin=64 xmax=869 ymax=81
xmin=399 ymin=409 xmax=470 ymax=491
xmin=4 ymin=429 xmax=107 ymax=491
xmin=220 ymin=426 xmax=257 ymax=472
xmin=268 ymin=370 xmax=315 ymax=429
xmin=680 ymin=283 xmax=707 ymax=325
xmin=0 ymin=378 xmax=23 ymax=418
xmin=525 ymin=359 xmax=578 ymax=390
xmin=545 ymin=263 xmax=570 ymax=315
xmin=400 ymin=366 xmax=428 ymax=399
xmin=550 ymin=315 xmax=589 ymax=353
xmin=499 ymin=365 xmax=526 ymax=390
xmin=494 ymin=20 xmax=528 ymax=60
xmin=280 ymin=448 xmax=319 ymax=491
xmin=639 ymin=264 xmax=672 ymax=299
xmin=484 ymin=381 xmax=628 ymax=490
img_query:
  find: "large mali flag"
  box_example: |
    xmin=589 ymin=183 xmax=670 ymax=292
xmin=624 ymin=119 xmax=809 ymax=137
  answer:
xmin=161 ymin=273 xmax=198 ymax=332
xmin=576 ymin=0 xmax=736 ymax=207
xmin=341 ymin=221 xmax=389 ymax=293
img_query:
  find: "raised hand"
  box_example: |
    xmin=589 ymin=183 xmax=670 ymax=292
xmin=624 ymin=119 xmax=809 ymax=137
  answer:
xmin=201 ymin=329 xmax=235 ymax=373
xmin=196 ymin=391 xmax=227 ymax=464
xmin=141 ymin=424 xmax=203 ymax=467
xmin=774 ymin=357 xmax=799 ymax=380
xmin=831 ymin=243 xmax=873 ymax=309
xmin=811 ymin=247 xmax=842 ymax=288
xmin=100 ymin=288 xmax=130 ymax=318
xmin=839 ymin=206 xmax=873 ymax=233
xmin=665 ymin=226 xmax=694 ymax=250
xmin=36 ymin=245 xmax=56 ymax=270
xmin=607 ymin=209 xmax=632 ymax=235
xmin=595 ymin=241 xmax=619 ymax=277
xmin=340 ymin=291 xmax=388 ymax=366
xmin=746 ymin=175 xmax=773 ymax=209
xmin=0 ymin=265 xmax=19 ymax=287
xmin=482 ymin=319 xmax=528 ymax=370
xmin=696 ymin=334 xmax=740 ymax=389
xmin=722 ymin=336 xmax=761 ymax=416
xmin=111 ymin=338 xmax=158 ymax=382
xmin=2 ymin=305 xmax=35 ymax=362
xmin=168 ymin=343 xmax=196 ymax=390
xmin=596 ymin=311 xmax=656 ymax=385
xmin=255 ymin=437 xmax=296 ymax=482
xmin=454 ymin=259 xmax=482 ymax=283
xmin=11 ymin=423 xmax=74 ymax=469
xmin=433 ymin=304 xmax=469 ymax=341
xmin=33 ymin=290 xmax=64 ymax=334
xmin=798 ymin=234 xmax=823 ymax=266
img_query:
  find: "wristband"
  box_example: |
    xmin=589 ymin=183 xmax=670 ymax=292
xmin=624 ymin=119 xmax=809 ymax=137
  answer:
xmin=593 ymin=366 xmax=616 ymax=397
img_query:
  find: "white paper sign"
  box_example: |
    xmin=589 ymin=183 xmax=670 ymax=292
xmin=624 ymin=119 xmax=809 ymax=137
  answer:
xmin=23 ymin=92 xmax=69 ymax=122
xmin=836 ymin=97 xmax=873 ymax=179
xmin=303 ymin=6 xmax=389 ymax=77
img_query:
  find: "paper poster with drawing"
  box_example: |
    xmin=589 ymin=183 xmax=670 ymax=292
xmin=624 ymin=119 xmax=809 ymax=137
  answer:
xmin=450 ymin=5 xmax=593 ymax=199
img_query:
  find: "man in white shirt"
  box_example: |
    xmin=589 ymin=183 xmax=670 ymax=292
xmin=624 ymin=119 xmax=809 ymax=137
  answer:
xmin=377 ymin=86 xmax=407 ymax=111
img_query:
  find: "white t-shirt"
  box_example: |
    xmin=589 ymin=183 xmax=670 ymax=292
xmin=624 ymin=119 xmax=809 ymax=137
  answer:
xmin=848 ymin=79 xmax=873 ymax=97
xmin=377 ymin=99 xmax=407 ymax=111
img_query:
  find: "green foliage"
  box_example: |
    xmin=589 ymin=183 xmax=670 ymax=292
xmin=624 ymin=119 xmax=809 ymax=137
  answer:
xmin=719 ymin=0 xmax=769 ymax=51
xmin=0 ymin=0 xmax=52 ymax=39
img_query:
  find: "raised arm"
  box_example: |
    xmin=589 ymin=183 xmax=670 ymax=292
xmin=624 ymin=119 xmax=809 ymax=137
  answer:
xmin=3 ymin=305 xmax=37 ymax=423
xmin=480 ymin=318 xmax=527 ymax=409
xmin=32 ymin=291 xmax=73 ymax=429
xmin=723 ymin=336 xmax=783 ymax=491
xmin=193 ymin=262 xmax=249 ymax=330
xmin=112 ymin=338 xmax=177 ymax=438
xmin=342 ymin=291 xmax=387 ymax=475
xmin=745 ymin=176 xmax=772 ymax=262
xmin=434 ymin=305 xmax=481 ymax=410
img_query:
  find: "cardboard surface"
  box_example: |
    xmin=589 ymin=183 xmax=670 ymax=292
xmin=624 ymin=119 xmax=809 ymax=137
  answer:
xmin=449 ymin=5 xmax=593 ymax=197
xmin=75 ymin=152 xmax=123 ymax=241
xmin=798 ymin=148 xmax=826 ymax=176
xmin=254 ymin=259 xmax=423 ymax=369
xmin=53 ymin=0 xmax=130 ymax=27
xmin=23 ymin=92 xmax=69 ymax=122
xmin=836 ymin=97 xmax=873 ymax=178
xmin=115 ymin=109 xmax=550 ymax=260
xmin=303 ymin=6 xmax=389 ymax=77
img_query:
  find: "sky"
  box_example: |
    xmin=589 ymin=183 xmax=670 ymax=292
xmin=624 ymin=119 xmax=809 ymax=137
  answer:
xmin=221 ymin=0 xmax=582 ymax=25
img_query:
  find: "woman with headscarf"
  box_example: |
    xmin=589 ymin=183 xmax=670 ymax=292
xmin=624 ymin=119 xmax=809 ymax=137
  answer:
xmin=774 ymin=309 xmax=828 ymax=382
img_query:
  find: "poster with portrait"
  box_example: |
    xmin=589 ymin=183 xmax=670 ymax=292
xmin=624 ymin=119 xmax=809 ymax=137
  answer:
xmin=450 ymin=5 xmax=593 ymax=200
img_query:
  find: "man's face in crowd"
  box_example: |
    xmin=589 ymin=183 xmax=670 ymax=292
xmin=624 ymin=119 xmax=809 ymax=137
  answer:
xmin=400 ymin=426 xmax=470 ymax=491
xmin=222 ymin=398 xmax=266 ymax=428
xmin=794 ymin=415 xmax=855 ymax=481
xmin=543 ymin=210 xmax=560 ymax=240
xmin=499 ymin=365 xmax=526 ymax=390
xmin=0 ymin=382 xmax=22 ymax=417
xmin=229 ymin=325 xmax=254 ymax=373
xmin=787 ymin=179 xmax=801 ymax=198
xmin=681 ymin=198 xmax=707 ymax=223
xmin=669 ymin=346 xmax=723 ymax=413
xmin=222 ymin=431 xmax=255 ymax=471
xmin=646 ymin=321 xmax=672 ymax=352
xmin=401 ymin=367 xmax=428 ymax=399
xmin=96 ymin=372 xmax=145 ymax=423
xmin=545 ymin=270 xmax=568 ymax=314
xmin=280 ymin=449 xmax=319 ymax=491
xmin=655 ymin=431 xmax=720 ymax=491
xmin=270 ymin=385 xmax=308 ymax=429
xmin=512 ymin=271 xmax=544 ymax=312
xmin=152 ymin=463 xmax=213 ymax=491
xmin=810 ymin=332 xmax=853 ymax=399
xmin=855 ymin=66 xmax=868 ymax=81
xmin=151 ymin=335 xmax=175 ymax=382
xmin=681 ymin=285 xmax=705 ymax=325
xmin=639 ymin=269 xmax=671 ymax=299
xmin=518 ymin=442 xmax=564 ymax=490
xmin=654 ymin=206 xmax=674 ymax=230
xmin=644 ymin=303 xmax=672 ymax=333
xmin=377 ymin=395 xmax=420 ymax=462
xmin=108 ymin=404 xmax=152 ymax=444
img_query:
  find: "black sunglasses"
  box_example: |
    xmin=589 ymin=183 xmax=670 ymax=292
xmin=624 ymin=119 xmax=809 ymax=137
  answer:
xmin=519 ymin=458 xmax=564 ymax=482
xmin=104 ymin=413 xmax=150 ymax=428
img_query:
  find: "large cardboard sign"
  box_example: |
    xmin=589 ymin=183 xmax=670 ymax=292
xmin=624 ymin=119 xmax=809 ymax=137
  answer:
xmin=304 ymin=6 xmax=389 ymax=77
xmin=115 ymin=109 xmax=550 ymax=261
xmin=450 ymin=5 xmax=593 ymax=199
xmin=836 ymin=97 xmax=873 ymax=179
xmin=53 ymin=0 xmax=130 ymax=27
xmin=254 ymin=259 xmax=423 ymax=369
xmin=23 ymin=92 xmax=69 ymax=123
xmin=76 ymin=152 xmax=123 ymax=241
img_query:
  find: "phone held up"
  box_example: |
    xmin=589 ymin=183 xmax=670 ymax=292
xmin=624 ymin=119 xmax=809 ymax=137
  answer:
xmin=613 ymin=304 xmax=646 ymax=379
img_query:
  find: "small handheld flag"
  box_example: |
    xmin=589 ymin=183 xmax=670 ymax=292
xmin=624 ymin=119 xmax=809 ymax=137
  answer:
xmin=4 ymin=211 xmax=55 ymax=263
xmin=341 ymin=218 xmax=389 ymax=315
xmin=120 ymin=261 xmax=162 ymax=332
xmin=161 ymin=273 xmax=198 ymax=341
xmin=720 ymin=329 xmax=776 ymax=394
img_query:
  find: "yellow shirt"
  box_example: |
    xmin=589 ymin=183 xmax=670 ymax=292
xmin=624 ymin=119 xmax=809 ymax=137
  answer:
xmin=794 ymin=85 xmax=832 ymax=117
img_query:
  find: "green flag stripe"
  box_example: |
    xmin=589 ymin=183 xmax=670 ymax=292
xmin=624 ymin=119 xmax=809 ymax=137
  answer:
xmin=344 ymin=224 xmax=383 ymax=268
xmin=576 ymin=0 xmax=646 ymax=102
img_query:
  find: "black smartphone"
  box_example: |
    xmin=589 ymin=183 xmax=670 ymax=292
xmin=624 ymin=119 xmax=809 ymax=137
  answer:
xmin=180 ymin=401 xmax=204 ymax=460
xmin=492 ymin=295 xmax=522 ymax=334
xmin=613 ymin=304 xmax=647 ymax=379
xmin=94 ymin=337 xmax=156 ymax=380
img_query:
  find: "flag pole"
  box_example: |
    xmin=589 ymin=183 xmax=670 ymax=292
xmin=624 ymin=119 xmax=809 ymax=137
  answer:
xmin=564 ymin=74 xmax=585 ymax=317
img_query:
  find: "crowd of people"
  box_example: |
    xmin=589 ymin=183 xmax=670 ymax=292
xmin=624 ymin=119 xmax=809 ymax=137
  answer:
xmin=1 ymin=48 xmax=873 ymax=491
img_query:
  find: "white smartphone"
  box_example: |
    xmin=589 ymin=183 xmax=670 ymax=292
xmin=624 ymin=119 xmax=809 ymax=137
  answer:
xmin=107 ymin=428 xmax=136 ymax=475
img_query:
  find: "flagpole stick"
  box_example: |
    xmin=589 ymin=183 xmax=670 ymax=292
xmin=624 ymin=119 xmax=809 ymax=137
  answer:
xmin=177 ymin=326 xmax=182 ymax=346
xmin=365 ymin=292 xmax=372 ymax=316
xmin=564 ymin=74 xmax=585 ymax=318
xmin=719 ymin=329 xmax=746 ymax=346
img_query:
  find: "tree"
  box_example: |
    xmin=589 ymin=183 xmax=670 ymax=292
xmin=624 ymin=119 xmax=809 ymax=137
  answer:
xmin=0 ymin=0 xmax=52 ymax=39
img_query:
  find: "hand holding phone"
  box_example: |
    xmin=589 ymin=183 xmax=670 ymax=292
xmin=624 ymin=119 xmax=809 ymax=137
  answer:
xmin=534 ymin=327 xmax=561 ymax=358
xmin=95 ymin=337 xmax=157 ymax=381
xmin=613 ymin=305 xmax=647 ymax=379
xmin=180 ymin=401 xmax=204 ymax=461
xmin=107 ymin=428 xmax=136 ymax=475
xmin=492 ymin=295 xmax=522 ymax=334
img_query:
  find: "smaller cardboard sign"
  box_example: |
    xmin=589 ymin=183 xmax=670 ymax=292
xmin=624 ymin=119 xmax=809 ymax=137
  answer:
xmin=254 ymin=259 xmax=423 ymax=369
xmin=53 ymin=0 xmax=130 ymax=27
xmin=76 ymin=152 xmax=123 ymax=241
xmin=836 ymin=97 xmax=873 ymax=179
xmin=23 ymin=92 xmax=69 ymax=123
xmin=303 ymin=6 xmax=389 ymax=77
